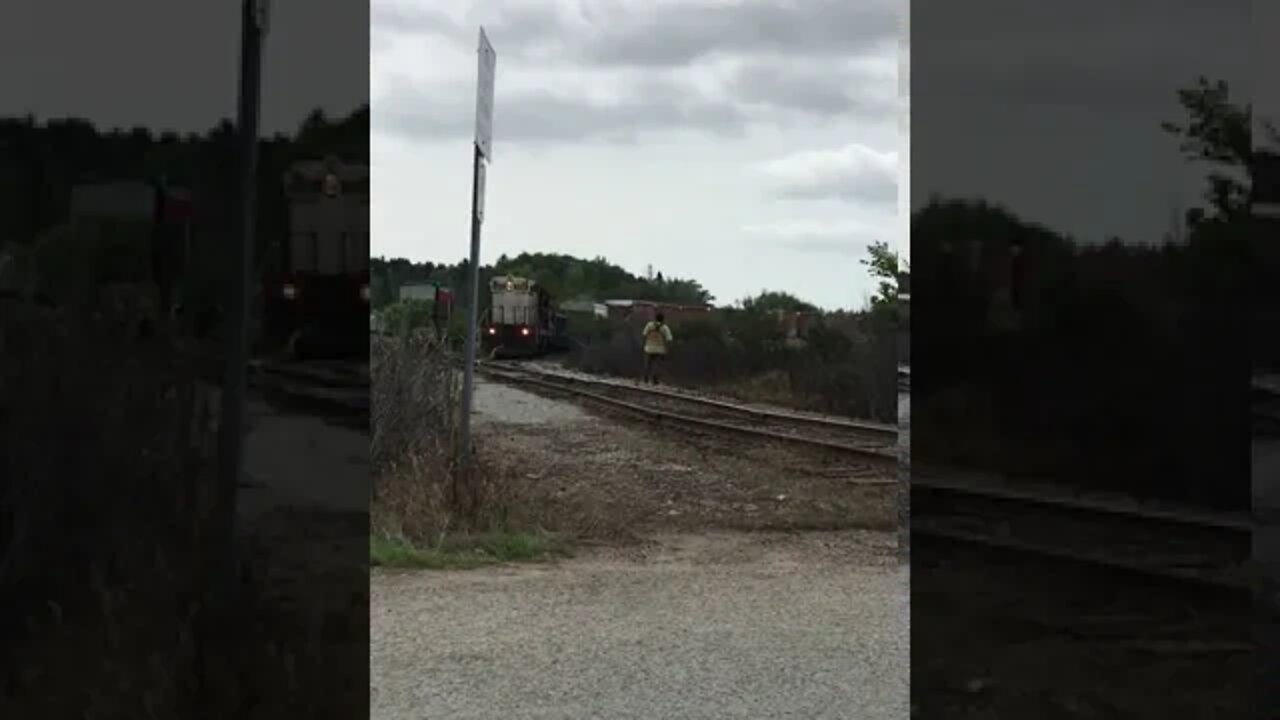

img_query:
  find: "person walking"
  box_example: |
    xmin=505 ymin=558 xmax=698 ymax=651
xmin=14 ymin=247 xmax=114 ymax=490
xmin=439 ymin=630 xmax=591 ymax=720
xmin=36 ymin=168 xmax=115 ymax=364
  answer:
xmin=641 ymin=312 xmax=673 ymax=385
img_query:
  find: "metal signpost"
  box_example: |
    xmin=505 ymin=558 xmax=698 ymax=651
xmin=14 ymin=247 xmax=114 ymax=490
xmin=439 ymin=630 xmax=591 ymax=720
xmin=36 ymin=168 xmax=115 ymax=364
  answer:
xmin=459 ymin=28 xmax=496 ymax=469
xmin=214 ymin=0 xmax=267 ymax=606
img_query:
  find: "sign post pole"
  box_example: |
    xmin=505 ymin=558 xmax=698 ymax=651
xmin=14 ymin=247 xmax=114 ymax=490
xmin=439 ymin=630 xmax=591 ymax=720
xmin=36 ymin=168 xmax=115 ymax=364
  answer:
xmin=458 ymin=28 xmax=496 ymax=496
xmin=214 ymin=0 xmax=267 ymax=605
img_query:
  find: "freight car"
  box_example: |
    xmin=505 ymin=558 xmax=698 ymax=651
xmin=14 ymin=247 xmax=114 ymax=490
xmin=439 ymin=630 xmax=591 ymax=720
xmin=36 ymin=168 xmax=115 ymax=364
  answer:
xmin=482 ymin=274 xmax=568 ymax=358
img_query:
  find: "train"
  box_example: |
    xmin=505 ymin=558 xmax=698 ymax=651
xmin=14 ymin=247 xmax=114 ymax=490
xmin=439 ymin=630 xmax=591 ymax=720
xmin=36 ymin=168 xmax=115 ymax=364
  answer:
xmin=262 ymin=158 xmax=370 ymax=359
xmin=482 ymin=274 xmax=568 ymax=358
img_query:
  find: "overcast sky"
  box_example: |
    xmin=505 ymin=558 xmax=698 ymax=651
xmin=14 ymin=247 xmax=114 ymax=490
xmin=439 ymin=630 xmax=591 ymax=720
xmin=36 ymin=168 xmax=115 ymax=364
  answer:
xmin=1 ymin=0 xmax=368 ymax=135
xmin=1257 ymin=2 xmax=1280 ymax=150
xmin=372 ymin=0 xmax=905 ymax=310
xmin=912 ymin=0 xmax=1249 ymax=245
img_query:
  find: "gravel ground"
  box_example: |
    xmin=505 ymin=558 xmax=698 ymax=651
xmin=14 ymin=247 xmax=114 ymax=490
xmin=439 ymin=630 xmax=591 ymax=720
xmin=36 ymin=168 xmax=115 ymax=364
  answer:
xmin=371 ymin=531 xmax=908 ymax=720
xmin=240 ymin=395 xmax=368 ymax=522
xmin=913 ymin=540 xmax=1250 ymax=718
xmin=473 ymin=375 xmax=589 ymax=426
xmin=1255 ymin=434 xmax=1280 ymax=715
xmin=467 ymin=377 xmax=895 ymax=537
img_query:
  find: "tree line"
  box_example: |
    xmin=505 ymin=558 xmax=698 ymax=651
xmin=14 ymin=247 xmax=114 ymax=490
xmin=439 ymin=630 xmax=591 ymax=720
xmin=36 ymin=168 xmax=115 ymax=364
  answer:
xmin=914 ymin=76 xmax=1259 ymax=510
xmin=371 ymin=247 xmax=909 ymax=316
xmin=0 ymin=105 xmax=369 ymax=260
xmin=370 ymin=252 xmax=718 ymax=312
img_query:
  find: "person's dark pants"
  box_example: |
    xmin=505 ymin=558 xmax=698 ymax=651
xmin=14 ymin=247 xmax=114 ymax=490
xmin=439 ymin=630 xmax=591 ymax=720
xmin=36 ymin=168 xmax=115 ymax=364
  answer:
xmin=643 ymin=352 xmax=665 ymax=384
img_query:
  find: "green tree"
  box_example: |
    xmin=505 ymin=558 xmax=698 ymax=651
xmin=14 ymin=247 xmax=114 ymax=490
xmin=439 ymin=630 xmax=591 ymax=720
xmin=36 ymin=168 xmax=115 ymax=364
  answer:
xmin=1159 ymin=77 xmax=1261 ymax=223
xmin=380 ymin=298 xmax=435 ymax=333
xmin=739 ymin=290 xmax=818 ymax=313
xmin=861 ymin=240 xmax=908 ymax=306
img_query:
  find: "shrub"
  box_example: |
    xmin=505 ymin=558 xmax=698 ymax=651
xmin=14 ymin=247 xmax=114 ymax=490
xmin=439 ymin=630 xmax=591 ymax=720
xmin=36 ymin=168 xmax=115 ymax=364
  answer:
xmin=0 ymin=300 xmax=216 ymax=715
xmin=564 ymin=309 xmax=899 ymax=423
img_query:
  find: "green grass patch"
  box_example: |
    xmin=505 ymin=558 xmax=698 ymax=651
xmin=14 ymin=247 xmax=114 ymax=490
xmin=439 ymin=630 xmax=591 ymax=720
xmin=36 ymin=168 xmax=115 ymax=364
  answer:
xmin=370 ymin=530 xmax=567 ymax=570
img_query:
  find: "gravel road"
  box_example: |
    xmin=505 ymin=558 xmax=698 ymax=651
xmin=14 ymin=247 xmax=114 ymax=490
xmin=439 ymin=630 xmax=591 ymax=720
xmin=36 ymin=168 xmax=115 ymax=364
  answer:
xmin=239 ymin=395 xmax=368 ymax=521
xmin=1255 ymin=433 xmax=1280 ymax=715
xmin=371 ymin=532 xmax=908 ymax=720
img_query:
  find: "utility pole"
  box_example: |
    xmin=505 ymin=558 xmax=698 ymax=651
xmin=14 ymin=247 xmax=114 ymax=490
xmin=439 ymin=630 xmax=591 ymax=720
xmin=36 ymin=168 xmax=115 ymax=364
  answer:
xmin=213 ymin=0 xmax=267 ymax=606
xmin=457 ymin=28 xmax=496 ymax=489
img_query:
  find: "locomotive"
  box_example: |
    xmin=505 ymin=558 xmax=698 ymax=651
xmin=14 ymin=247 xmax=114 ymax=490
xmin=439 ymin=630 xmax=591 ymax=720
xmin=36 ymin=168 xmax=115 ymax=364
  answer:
xmin=482 ymin=274 xmax=567 ymax=358
xmin=262 ymin=158 xmax=370 ymax=359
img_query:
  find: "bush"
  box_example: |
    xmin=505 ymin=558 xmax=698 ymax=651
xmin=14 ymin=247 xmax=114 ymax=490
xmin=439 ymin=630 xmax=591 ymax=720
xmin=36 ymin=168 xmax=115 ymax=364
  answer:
xmin=564 ymin=309 xmax=899 ymax=423
xmin=378 ymin=299 xmax=436 ymax=335
xmin=371 ymin=330 xmax=518 ymax=543
xmin=0 ymin=301 xmax=210 ymax=715
xmin=1 ymin=293 xmax=371 ymax=717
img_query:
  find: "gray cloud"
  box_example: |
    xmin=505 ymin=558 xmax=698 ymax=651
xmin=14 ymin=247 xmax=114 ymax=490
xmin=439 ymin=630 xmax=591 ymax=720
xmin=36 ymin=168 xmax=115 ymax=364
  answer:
xmin=911 ymin=0 xmax=1248 ymax=244
xmin=373 ymin=0 xmax=899 ymax=145
xmin=4 ymin=0 xmax=368 ymax=133
xmin=727 ymin=59 xmax=898 ymax=120
xmin=374 ymin=0 xmax=899 ymax=67
xmin=376 ymin=78 xmax=749 ymax=145
xmin=915 ymin=0 xmax=1248 ymax=110
xmin=372 ymin=3 xmax=461 ymax=37
xmin=566 ymin=0 xmax=898 ymax=68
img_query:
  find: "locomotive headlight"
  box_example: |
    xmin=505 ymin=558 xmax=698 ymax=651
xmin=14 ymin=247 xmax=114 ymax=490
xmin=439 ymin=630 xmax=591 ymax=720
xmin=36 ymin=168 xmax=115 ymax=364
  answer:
xmin=520 ymin=327 xmax=530 ymax=336
xmin=282 ymin=283 xmax=297 ymax=300
xmin=359 ymin=284 xmax=370 ymax=302
xmin=487 ymin=327 xmax=497 ymax=335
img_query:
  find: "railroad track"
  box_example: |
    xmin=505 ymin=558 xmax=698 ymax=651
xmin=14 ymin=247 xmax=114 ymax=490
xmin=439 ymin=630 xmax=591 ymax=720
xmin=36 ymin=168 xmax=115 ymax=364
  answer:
xmin=477 ymin=360 xmax=1248 ymax=589
xmin=913 ymin=469 xmax=1251 ymax=590
xmin=477 ymin=360 xmax=897 ymax=467
xmin=905 ymin=367 xmax=1248 ymax=589
xmin=248 ymin=356 xmax=369 ymax=421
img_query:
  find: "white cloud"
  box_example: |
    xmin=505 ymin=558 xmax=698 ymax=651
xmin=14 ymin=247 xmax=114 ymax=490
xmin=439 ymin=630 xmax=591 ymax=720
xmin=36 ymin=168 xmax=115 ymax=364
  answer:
xmin=757 ymin=144 xmax=898 ymax=204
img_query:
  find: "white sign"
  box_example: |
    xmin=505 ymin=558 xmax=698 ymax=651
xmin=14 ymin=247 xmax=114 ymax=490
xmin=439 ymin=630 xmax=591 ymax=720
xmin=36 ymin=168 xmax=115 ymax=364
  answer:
xmin=255 ymin=0 xmax=271 ymax=33
xmin=475 ymin=27 xmax=497 ymax=160
xmin=475 ymin=159 xmax=487 ymax=222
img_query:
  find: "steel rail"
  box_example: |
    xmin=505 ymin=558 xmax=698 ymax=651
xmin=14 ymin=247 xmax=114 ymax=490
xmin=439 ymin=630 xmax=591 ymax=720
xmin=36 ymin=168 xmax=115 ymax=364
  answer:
xmin=478 ymin=364 xmax=898 ymax=467
xmin=484 ymin=360 xmax=897 ymax=437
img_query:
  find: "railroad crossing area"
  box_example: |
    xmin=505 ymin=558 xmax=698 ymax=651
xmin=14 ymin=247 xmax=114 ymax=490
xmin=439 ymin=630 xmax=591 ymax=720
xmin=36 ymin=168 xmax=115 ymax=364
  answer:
xmin=466 ymin=367 xmax=898 ymax=536
xmin=374 ymin=369 xmax=908 ymax=720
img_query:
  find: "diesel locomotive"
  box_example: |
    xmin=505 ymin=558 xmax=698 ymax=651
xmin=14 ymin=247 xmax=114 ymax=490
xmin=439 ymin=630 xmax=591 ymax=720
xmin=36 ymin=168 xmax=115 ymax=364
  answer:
xmin=482 ymin=274 xmax=567 ymax=358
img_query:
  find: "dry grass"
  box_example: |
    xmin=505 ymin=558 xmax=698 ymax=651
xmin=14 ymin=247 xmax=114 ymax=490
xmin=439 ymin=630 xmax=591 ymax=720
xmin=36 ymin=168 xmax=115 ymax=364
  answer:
xmin=0 ymin=293 xmax=365 ymax=718
xmin=708 ymin=370 xmax=810 ymax=411
xmin=370 ymin=332 xmax=563 ymax=563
